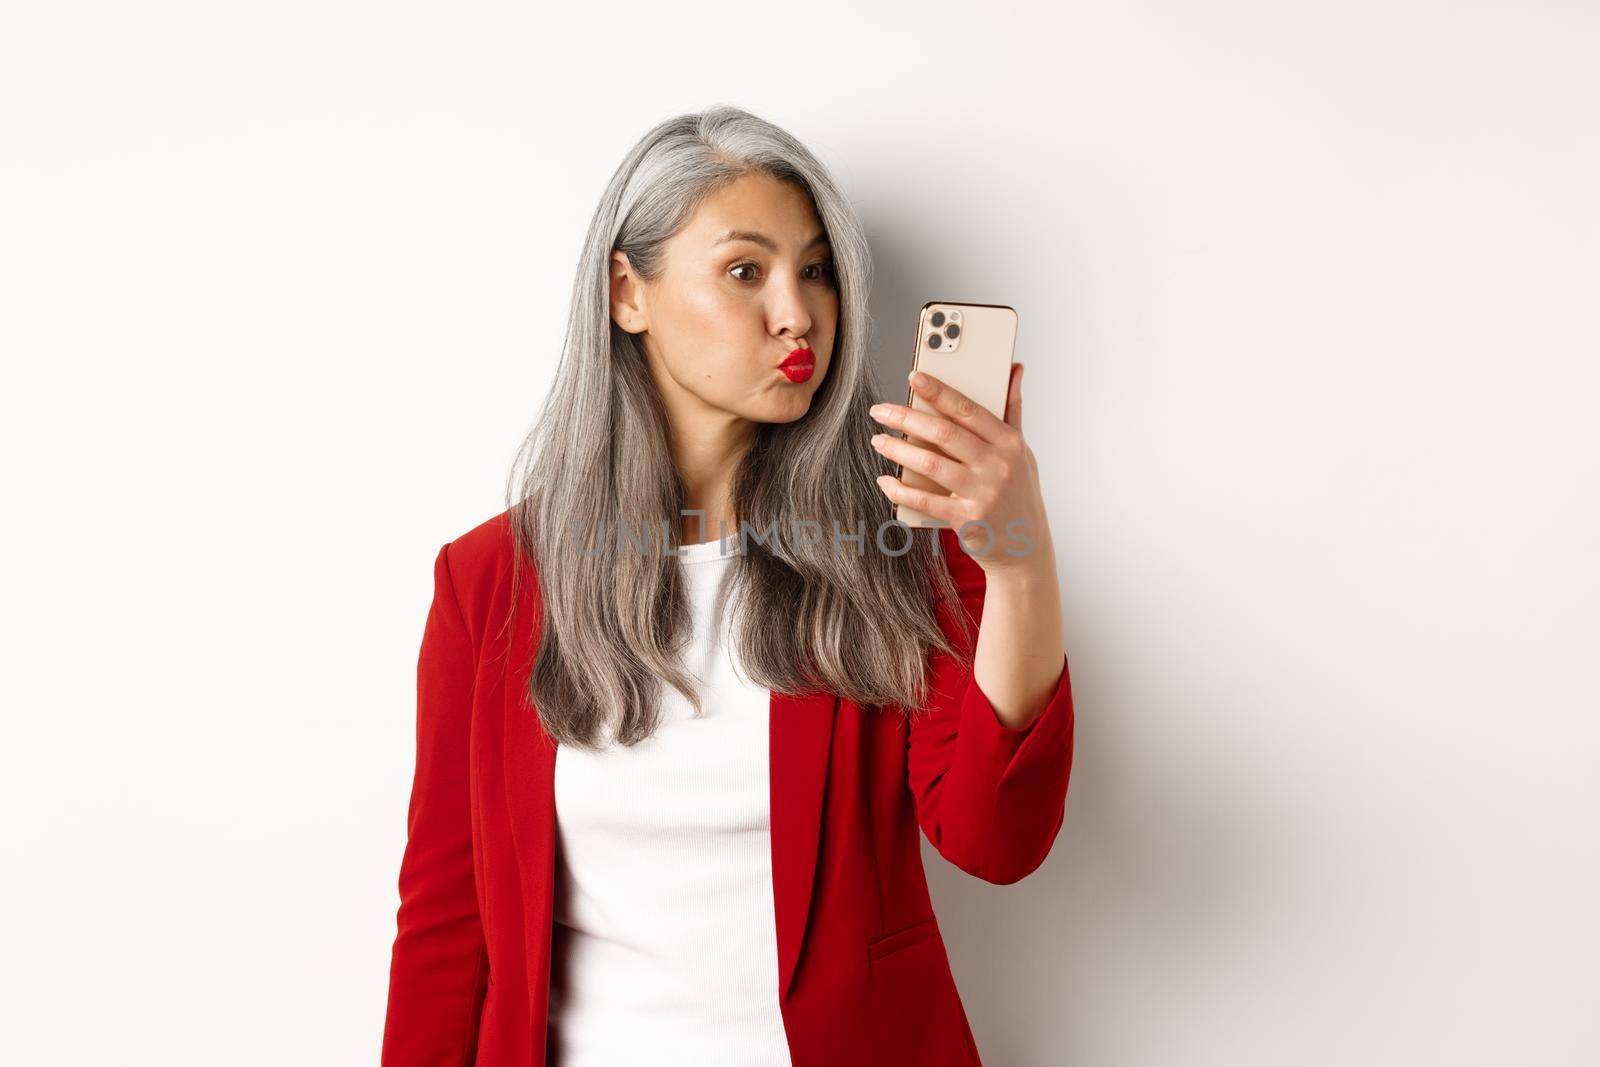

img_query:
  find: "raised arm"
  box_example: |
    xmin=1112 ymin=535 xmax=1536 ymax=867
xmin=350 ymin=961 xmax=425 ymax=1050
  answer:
xmin=872 ymin=363 xmax=1077 ymax=885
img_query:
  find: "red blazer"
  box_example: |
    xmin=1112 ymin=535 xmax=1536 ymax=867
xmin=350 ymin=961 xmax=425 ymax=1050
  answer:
xmin=382 ymin=509 xmax=1076 ymax=1066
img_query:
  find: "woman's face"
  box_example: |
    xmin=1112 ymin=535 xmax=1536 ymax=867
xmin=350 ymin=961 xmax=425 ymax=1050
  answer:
xmin=611 ymin=171 xmax=839 ymax=430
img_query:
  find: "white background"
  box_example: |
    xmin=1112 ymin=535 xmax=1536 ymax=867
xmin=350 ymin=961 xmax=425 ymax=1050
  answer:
xmin=3 ymin=2 xmax=1596 ymax=1064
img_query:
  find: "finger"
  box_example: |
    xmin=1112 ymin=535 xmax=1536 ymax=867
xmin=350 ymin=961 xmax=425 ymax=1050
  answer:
xmin=870 ymin=432 xmax=980 ymax=497
xmin=909 ymin=369 xmax=1011 ymax=446
xmin=874 ymin=474 xmax=964 ymax=526
xmin=868 ymin=400 xmax=987 ymax=466
xmin=1004 ymin=362 xmax=1023 ymax=432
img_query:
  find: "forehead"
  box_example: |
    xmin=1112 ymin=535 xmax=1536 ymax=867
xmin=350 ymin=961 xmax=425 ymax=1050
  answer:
xmin=679 ymin=172 xmax=826 ymax=247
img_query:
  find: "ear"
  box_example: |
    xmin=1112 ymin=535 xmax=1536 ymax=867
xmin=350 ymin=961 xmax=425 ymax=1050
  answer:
xmin=609 ymin=250 xmax=648 ymax=334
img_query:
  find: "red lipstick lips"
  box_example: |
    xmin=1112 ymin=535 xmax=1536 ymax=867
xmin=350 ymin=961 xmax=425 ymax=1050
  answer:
xmin=778 ymin=346 xmax=815 ymax=383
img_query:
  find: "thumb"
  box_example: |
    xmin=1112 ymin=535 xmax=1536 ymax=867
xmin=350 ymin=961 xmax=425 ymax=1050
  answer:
xmin=1004 ymin=362 xmax=1023 ymax=432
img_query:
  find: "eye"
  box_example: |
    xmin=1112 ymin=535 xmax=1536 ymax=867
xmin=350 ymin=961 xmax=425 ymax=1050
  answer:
xmin=729 ymin=260 xmax=836 ymax=284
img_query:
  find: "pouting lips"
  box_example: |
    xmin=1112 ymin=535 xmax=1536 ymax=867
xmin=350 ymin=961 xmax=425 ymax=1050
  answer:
xmin=778 ymin=347 xmax=815 ymax=369
xmin=778 ymin=347 xmax=815 ymax=382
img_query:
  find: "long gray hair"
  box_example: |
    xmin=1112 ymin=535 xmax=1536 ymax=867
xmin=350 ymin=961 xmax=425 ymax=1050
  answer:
xmin=503 ymin=104 xmax=968 ymax=750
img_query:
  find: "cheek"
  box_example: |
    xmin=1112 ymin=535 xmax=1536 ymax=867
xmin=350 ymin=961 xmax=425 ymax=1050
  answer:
xmin=673 ymin=280 xmax=757 ymax=343
xmin=813 ymin=293 xmax=840 ymax=339
xmin=674 ymin=289 xmax=769 ymax=368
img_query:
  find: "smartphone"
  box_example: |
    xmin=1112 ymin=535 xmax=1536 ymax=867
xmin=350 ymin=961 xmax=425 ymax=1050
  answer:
xmin=894 ymin=300 xmax=1018 ymax=529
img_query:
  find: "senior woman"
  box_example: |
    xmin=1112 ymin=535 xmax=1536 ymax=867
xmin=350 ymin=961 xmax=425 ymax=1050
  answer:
xmin=381 ymin=104 xmax=1075 ymax=1067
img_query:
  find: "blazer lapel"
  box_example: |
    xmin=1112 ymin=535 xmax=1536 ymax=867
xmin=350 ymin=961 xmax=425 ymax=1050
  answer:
xmin=500 ymin=577 xmax=559 ymax=1059
xmin=769 ymin=687 xmax=837 ymax=1002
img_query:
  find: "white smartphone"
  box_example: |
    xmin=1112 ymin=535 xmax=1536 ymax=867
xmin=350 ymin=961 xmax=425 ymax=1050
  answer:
xmin=895 ymin=300 xmax=1018 ymax=528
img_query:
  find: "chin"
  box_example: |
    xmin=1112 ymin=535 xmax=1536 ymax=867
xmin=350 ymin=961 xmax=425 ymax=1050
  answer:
xmin=752 ymin=394 xmax=815 ymax=424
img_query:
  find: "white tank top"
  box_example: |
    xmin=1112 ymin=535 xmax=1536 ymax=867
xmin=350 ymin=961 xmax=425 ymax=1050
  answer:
xmin=549 ymin=534 xmax=793 ymax=1065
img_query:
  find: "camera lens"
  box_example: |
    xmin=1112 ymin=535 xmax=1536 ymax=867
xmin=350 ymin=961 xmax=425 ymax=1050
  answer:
xmin=945 ymin=324 xmax=960 ymax=339
xmin=927 ymin=333 xmax=942 ymax=349
xmin=930 ymin=311 xmax=946 ymax=327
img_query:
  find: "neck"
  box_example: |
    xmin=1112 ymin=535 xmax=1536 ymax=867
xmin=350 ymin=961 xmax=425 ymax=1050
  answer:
xmin=670 ymin=412 xmax=755 ymax=545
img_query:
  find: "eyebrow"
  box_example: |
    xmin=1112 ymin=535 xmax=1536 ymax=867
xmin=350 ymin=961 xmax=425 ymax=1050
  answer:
xmin=712 ymin=228 xmax=831 ymax=253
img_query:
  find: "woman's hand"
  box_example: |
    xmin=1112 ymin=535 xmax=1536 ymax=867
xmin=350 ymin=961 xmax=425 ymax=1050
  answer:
xmin=868 ymin=362 xmax=1054 ymax=579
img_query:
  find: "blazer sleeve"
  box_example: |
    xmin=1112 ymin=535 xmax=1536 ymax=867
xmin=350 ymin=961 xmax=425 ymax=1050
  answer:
xmin=905 ymin=527 xmax=1076 ymax=885
xmin=382 ymin=542 xmax=490 ymax=1066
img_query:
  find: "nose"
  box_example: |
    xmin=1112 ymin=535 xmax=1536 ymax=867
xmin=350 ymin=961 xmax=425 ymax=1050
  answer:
xmin=768 ymin=276 xmax=813 ymax=346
